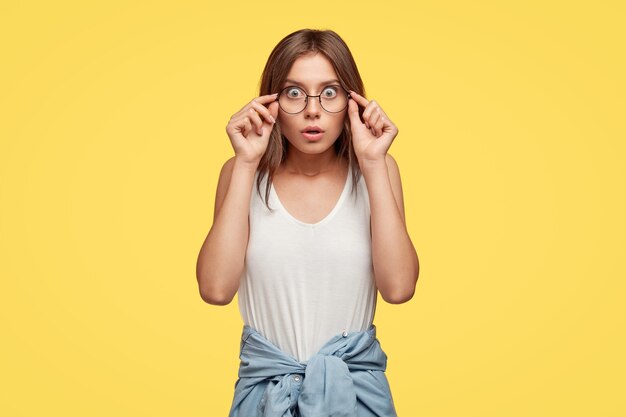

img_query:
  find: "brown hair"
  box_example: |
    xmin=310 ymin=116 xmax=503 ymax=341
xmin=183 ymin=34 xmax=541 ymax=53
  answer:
xmin=255 ymin=28 xmax=367 ymax=211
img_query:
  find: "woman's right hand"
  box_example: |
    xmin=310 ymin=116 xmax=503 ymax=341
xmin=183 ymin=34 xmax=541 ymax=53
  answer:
xmin=225 ymin=93 xmax=280 ymax=165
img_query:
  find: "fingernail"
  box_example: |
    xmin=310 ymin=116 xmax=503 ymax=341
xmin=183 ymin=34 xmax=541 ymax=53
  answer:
xmin=269 ymin=115 xmax=275 ymax=123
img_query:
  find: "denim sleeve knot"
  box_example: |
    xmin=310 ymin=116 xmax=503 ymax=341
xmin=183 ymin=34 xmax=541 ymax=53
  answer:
xmin=228 ymin=325 xmax=397 ymax=417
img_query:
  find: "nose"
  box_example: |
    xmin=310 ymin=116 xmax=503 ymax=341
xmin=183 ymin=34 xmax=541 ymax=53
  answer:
xmin=303 ymin=97 xmax=322 ymax=117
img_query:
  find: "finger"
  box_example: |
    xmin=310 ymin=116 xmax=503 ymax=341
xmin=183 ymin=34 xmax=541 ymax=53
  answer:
xmin=259 ymin=101 xmax=280 ymax=137
xmin=369 ymin=109 xmax=382 ymax=136
xmin=249 ymin=100 xmax=277 ymax=125
xmin=240 ymin=117 xmax=253 ymax=138
xmin=348 ymin=90 xmax=369 ymax=108
xmin=374 ymin=120 xmax=384 ymax=137
xmin=347 ymin=97 xmax=364 ymax=127
xmin=372 ymin=106 xmax=390 ymax=137
xmin=361 ymin=100 xmax=379 ymax=125
xmin=365 ymin=113 xmax=376 ymax=134
xmin=363 ymin=110 xmax=374 ymax=130
xmin=237 ymin=113 xmax=260 ymax=137
xmin=378 ymin=116 xmax=387 ymax=137
xmin=246 ymin=109 xmax=264 ymax=136
xmin=253 ymin=92 xmax=279 ymax=104
xmin=233 ymin=93 xmax=278 ymax=117
xmin=267 ymin=100 xmax=279 ymax=123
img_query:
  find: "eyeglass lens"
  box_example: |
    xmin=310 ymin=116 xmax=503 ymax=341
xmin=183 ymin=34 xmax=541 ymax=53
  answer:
xmin=278 ymin=86 xmax=348 ymax=113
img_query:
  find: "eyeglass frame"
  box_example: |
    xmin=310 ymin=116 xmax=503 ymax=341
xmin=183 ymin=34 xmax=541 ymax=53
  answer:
xmin=274 ymin=85 xmax=352 ymax=114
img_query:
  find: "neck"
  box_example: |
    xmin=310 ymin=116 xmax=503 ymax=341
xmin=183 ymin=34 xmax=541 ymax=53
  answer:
xmin=282 ymin=146 xmax=343 ymax=176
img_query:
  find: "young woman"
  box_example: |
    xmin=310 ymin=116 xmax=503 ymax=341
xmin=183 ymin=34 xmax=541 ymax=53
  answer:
xmin=196 ymin=28 xmax=419 ymax=416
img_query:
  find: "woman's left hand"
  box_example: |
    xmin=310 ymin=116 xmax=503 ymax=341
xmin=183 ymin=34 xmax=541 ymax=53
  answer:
xmin=347 ymin=90 xmax=399 ymax=164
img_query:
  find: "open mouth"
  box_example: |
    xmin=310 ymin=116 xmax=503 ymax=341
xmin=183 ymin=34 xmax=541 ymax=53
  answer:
xmin=302 ymin=131 xmax=324 ymax=140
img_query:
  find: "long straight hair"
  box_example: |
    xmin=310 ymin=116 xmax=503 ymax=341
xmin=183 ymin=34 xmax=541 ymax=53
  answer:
xmin=255 ymin=29 xmax=367 ymax=211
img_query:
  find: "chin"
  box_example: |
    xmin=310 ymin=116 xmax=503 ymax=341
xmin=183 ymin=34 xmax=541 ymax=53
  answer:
xmin=290 ymin=143 xmax=335 ymax=155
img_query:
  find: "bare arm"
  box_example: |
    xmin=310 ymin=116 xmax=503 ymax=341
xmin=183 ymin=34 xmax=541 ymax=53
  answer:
xmin=363 ymin=153 xmax=419 ymax=304
xmin=196 ymin=156 xmax=258 ymax=305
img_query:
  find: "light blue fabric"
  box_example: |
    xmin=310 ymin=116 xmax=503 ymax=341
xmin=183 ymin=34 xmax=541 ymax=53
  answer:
xmin=228 ymin=324 xmax=398 ymax=416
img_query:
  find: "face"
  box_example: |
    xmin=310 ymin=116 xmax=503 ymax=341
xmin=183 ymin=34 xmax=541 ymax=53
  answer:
xmin=276 ymin=52 xmax=348 ymax=156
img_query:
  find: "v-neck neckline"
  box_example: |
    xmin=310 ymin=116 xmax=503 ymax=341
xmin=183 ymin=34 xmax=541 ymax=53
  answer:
xmin=270 ymin=170 xmax=351 ymax=228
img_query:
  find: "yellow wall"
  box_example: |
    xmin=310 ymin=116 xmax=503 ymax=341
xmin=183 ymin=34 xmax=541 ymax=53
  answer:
xmin=1 ymin=1 xmax=624 ymax=415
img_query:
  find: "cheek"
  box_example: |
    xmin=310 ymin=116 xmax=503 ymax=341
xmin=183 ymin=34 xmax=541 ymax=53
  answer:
xmin=332 ymin=116 xmax=347 ymax=133
xmin=277 ymin=115 xmax=295 ymax=131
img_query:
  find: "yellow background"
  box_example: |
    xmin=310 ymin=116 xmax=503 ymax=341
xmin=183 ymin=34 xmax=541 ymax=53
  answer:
xmin=1 ymin=1 xmax=624 ymax=415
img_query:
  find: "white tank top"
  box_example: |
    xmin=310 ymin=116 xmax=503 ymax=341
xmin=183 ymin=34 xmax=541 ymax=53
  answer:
xmin=237 ymin=168 xmax=378 ymax=363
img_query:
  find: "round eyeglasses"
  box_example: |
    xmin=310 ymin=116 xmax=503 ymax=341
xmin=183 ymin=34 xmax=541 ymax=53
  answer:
xmin=276 ymin=85 xmax=351 ymax=114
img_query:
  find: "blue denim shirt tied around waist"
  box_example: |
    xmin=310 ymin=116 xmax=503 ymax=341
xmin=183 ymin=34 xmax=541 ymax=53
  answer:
xmin=228 ymin=324 xmax=397 ymax=417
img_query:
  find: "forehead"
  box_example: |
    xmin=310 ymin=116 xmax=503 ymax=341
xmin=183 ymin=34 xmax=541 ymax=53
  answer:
xmin=284 ymin=53 xmax=339 ymax=86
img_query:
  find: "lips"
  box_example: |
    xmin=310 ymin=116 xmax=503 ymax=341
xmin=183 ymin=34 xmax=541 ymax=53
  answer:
xmin=302 ymin=126 xmax=324 ymax=134
xmin=301 ymin=125 xmax=324 ymax=141
xmin=301 ymin=131 xmax=324 ymax=141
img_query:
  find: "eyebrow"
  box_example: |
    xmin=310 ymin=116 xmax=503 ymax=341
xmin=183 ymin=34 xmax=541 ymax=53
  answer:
xmin=284 ymin=78 xmax=341 ymax=87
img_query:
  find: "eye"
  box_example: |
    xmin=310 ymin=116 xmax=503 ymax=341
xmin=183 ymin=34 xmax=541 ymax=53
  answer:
xmin=322 ymin=86 xmax=338 ymax=98
xmin=286 ymin=87 xmax=303 ymax=98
